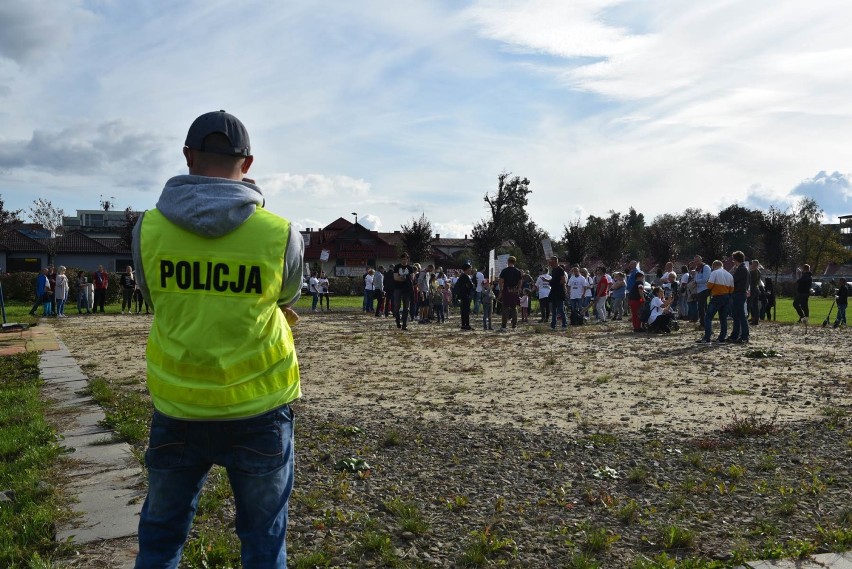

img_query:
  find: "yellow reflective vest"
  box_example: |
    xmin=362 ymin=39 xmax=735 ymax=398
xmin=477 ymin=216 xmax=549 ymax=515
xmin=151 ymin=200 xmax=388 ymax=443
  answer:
xmin=139 ymin=208 xmax=300 ymax=419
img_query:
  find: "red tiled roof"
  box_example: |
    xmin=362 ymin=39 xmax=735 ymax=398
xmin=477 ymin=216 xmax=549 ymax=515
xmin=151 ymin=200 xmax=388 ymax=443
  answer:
xmin=0 ymin=229 xmax=47 ymax=252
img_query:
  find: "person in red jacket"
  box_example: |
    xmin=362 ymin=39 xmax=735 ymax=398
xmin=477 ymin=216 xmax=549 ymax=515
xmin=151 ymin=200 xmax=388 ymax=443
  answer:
xmin=93 ymin=265 xmax=109 ymax=313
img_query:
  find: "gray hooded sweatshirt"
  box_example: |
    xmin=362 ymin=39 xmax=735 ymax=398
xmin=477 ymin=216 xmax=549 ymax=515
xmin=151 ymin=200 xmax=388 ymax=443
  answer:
xmin=132 ymin=175 xmax=304 ymax=308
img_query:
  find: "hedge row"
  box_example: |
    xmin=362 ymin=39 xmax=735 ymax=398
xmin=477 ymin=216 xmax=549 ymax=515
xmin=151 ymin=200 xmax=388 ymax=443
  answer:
xmin=0 ymin=270 xmax=122 ymax=304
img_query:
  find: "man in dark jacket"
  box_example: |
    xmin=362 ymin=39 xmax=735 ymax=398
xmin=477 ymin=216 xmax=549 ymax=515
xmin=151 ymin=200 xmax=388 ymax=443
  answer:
xmin=456 ymin=262 xmax=474 ymax=330
xmin=793 ymin=264 xmax=813 ymax=324
xmin=728 ymin=251 xmax=750 ymax=343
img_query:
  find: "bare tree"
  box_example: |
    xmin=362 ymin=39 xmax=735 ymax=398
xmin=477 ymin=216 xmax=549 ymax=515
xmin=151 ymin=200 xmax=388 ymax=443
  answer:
xmin=29 ymin=198 xmax=65 ymax=263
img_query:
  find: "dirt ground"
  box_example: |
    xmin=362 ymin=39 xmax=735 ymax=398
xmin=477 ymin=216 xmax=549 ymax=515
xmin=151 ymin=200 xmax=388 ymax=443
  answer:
xmin=54 ymin=309 xmax=851 ymax=437
xmin=49 ymin=309 xmax=852 ymax=567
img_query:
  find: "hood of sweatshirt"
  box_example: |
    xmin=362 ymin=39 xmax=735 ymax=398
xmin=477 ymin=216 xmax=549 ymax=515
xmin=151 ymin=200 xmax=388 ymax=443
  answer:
xmin=155 ymin=175 xmax=265 ymax=238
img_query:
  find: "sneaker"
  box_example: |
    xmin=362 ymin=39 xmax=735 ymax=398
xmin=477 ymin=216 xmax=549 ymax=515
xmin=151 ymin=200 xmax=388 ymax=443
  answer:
xmin=496 ymin=327 xmax=507 ymax=333
xmin=725 ymin=337 xmax=739 ymax=343
xmin=834 ymin=322 xmax=840 ymax=329
xmin=735 ymin=338 xmax=749 ymax=344
xmin=713 ymin=337 xmax=726 ymax=343
xmin=695 ymin=338 xmax=711 ymax=344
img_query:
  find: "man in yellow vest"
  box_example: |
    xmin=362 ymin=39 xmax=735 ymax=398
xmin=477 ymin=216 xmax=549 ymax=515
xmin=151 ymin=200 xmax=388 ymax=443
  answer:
xmin=131 ymin=110 xmax=304 ymax=568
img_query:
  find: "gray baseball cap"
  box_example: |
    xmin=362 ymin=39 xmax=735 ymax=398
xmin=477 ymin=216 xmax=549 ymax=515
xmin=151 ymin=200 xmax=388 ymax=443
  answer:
xmin=184 ymin=110 xmax=251 ymax=157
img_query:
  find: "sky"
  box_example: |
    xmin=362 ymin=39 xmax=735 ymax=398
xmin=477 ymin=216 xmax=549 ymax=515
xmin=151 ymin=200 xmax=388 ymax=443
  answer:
xmin=1 ymin=0 xmax=851 ymax=239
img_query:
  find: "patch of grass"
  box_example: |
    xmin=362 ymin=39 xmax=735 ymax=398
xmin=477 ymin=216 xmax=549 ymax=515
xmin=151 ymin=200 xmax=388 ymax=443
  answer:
xmin=445 ymin=494 xmax=470 ymax=511
xmin=381 ymin=429 xmax=402 ymax=448
xmin=383 ymin=497 xmax=429 ymax=535
xmin=0 ymin=352 xmax=66 ymax=568
xmin=459 ymin=527 xmax=516 ymax=566
xmin=586 ymin=432 xmax=618 ymax=446
xmin=583 ymin=526 xmax=619 ymax=553
xmin=657 ymin=524 xmax=695 ymax=551
xmin=182 ymin=526 xmax=241 ymax=569
xmin=721 ymin=408 xmax=779 ymax=437
xmin=743 ymin=348 xmax=781 ymax=358
xmin=291 ymin=550 xmax=331 ymax=568
xmin=86 ymin=377 xmax=151 ymax=444
xmin=818 ymin=524 xmax=852 ymax=551
xmin=627 ymin=467 xmax=649 ymax=484
xmin=567 ymin=552 xmax=602 ymax=568
xmin=616 ymin=499 xmax=641 ymax=524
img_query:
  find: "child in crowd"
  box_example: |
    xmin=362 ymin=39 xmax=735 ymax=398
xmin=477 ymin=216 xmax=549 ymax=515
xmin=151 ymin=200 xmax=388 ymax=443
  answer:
xmin=430 ymin=275 xmax=445 ymax=323
xmin=609 ymin=272 xmax=626 ymax=321
xmin=519 ymin=289 xmax=530 ymax=322
xmin=442 ymin=281 xmax=452 ymax=316
xmin=481 ymin=279 xmax=494 ymax=330
xmin=77 ymin=270 xmax=91 ymax=314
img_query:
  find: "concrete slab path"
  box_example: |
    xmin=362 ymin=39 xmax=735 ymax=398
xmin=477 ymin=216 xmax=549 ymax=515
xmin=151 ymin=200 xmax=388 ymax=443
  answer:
xmin=20 ymin=324 xmax=143 ymax=568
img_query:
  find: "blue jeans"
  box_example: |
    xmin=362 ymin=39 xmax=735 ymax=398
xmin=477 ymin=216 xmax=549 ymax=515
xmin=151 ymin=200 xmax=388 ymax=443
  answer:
xmin=568 ymin=298 xmax=583 ymax=315
xmin=473 ymin=291 xmax=481 ymax=314
xmin=136 ymin=406 xmax=295 ymax=569
xmin=703 ymin=294 xmax=731 ymax=341
xmin=835 ymin=304 xmax=847 ymax=326
xmin=730 ymin=291 xmax=749 ymax=340
xmin=363 ymin=289 xmax=374 ymax=311
xmin=311 ymin=291 xmax=319 ymax=311
xmin=551 ymin=297 xmax=566 ymax=328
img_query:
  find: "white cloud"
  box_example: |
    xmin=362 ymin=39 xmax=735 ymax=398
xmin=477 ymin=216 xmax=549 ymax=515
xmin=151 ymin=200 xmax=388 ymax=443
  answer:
xmin=0 ymin=0 xmax=93 ymax=65
xmin=790 ymin=171 xmax=852 ymax=221
xmin=433 ymin=220 xmax=473 ymax=239
xmin=359 ymin=214 xmax=382 ymax=231
xmin=259 ymin=173 xmax=372 ymax=199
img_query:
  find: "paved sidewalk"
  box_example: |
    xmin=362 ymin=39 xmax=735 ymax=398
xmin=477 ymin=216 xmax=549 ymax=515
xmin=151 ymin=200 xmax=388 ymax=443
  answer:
xmin=735 ymin=553 xmax=852 ymax=568
xmin=2 ymin=323 xmax=142 ymax=568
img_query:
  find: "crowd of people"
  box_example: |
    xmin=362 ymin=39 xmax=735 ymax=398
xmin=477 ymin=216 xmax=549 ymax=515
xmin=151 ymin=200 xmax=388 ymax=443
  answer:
xmin=330 ymin=251 xmax=850 ymax=335
xmin=27 ymin=263 xmax=149 ymax=317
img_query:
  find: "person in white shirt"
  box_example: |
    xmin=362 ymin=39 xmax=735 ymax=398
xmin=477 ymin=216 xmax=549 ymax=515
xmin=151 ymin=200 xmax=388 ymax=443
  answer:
xmin=568 ymin=266 xmax=586 ymax=315
xmin=363 ymin=268 xmax=375 ymax=312
xmin=647 ymin=286 xmax=675 ymax=333
xmin=534 ymin=268 xmax=551 ymax=322
xmin=473 ymin=268 xmax=485 ymax=315
xmin=309 ymin=271 xmax=319 ymax=312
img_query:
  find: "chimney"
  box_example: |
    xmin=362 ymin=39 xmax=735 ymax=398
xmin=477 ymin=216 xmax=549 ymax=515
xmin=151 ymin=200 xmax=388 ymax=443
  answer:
xmin=464 ymin=234 xmax=468 ymax=239
xmin=435 ymin=233 xmax=440 ymax=239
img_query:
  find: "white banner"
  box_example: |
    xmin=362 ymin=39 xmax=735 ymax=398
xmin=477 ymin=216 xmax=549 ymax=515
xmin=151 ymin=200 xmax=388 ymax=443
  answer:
xmin=495 ymin=253 xmax=509 ymax=277
xmin=320 ymin=249 xmax=330 ymax=262
xmin=541 ymin=238 xmax=553 ymax=261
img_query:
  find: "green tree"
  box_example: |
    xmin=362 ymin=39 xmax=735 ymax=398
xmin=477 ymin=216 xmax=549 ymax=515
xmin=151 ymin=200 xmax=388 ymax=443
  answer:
xmin=718 ymin=204 xmax=764 ymax=256
xmin=561 ymin=218 xmax=590 ymax=266
xmin=0 ymin=195 xmax=22 ymax=240
xmin=589 ymin=211 xmax=629 ymax=270
xmin=622 ymin=207 xmax=646 ymax=260
xmin=470 ymin=172 xmax=533 ymax=267
xmin=680 ymin=208 xmax=725 ymax=262
xmin=119 ymin=207 xmax=139 ymax=251
xmin=510 ymin=220 xmax=550 ymax=271
xmin=644 ymin=214 xmax=681 ymax=266
xmin=790 ymin=198 xmax=847 ymax=273
xmin=400 ymin=213 xmax=433 ymax=264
